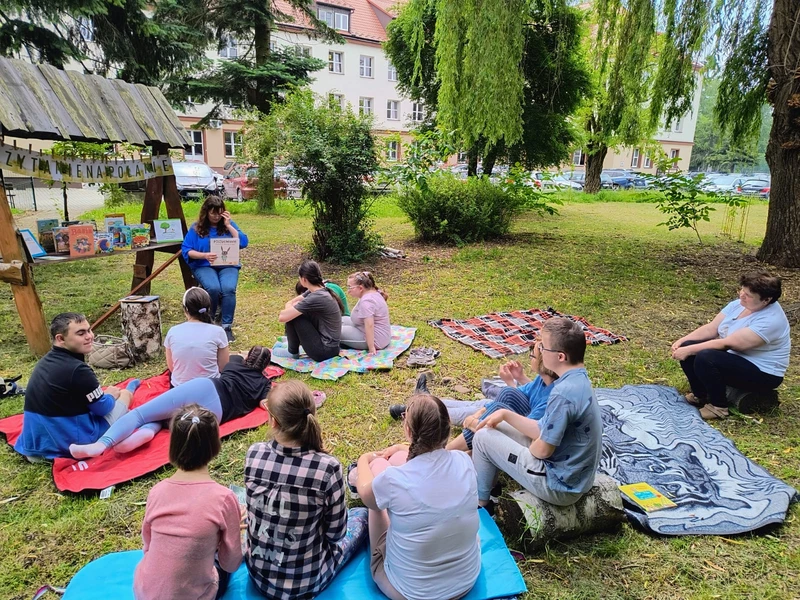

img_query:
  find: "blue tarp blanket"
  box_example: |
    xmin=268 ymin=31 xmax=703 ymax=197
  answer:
xmin=63 ymin=508 xmax=526 ymax=600
xmin=598 ymin=385 xmax=799 ymax=536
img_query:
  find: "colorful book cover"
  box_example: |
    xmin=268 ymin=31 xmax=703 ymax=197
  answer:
xmin=152 ymin=219 xmax=184 ymax=243
xmin=53 ymin=227 xmax=70 ymax=253
xmin=110 ymin=225 xmax=132 ymax=249
xmin=130 ymin=224 xmax=151 ymax=249
xmin=20 ymin=228 xmax=47 ymax=258
xmin=39 ymin=230 xmax=56 ymax=253
xmin=95 ymin=232 xmax=115 ymax=254
xmin=68 ymin=225 xmax=95 ymax=257
xmin=37 ymin=219 xmax=60 ymax=235
xmin=210 ymin=238 xmax=239 ymax=266
xmin=619 ymin=483 xmax=677 ymax=512
xmin=104 ymin=215 xmax=126 ymax=232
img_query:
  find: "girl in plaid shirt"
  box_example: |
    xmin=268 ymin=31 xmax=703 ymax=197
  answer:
xmin=245 ymin=381 xmax=367 ymax=599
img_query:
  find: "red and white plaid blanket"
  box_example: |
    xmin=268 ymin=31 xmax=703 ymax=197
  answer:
xmin=428 ymin=308 xmax=627 ymax=359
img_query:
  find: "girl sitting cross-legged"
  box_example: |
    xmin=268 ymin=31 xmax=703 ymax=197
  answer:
xmin=133 ymin=404 xmax=243 ymax=600
xmin=245 ymin=380 xmax=368 ymax=599
xmin=356 ymin=393 xmax=481 ymax=600
xmin=68 ymin=346 xmax=273 ymax=459
xmin=165 ymin=287 xmax=229 ymax=387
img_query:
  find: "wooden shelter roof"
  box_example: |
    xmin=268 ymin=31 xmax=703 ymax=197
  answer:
xmin=0 ymin=57 xmax=190 ymax=149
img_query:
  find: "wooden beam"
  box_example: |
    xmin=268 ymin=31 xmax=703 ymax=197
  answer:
xmin=0 ymin=184 xmax=50 ymax=356
xmin=163 ymin=173 xmax=196 ymax=289
xmin=0 ymin=260 xmax=26 ymax=285
xmin=131 ymin=174 xmax=163 ymax=294
xmin=92 ymin=250 xmax=182 ymax=331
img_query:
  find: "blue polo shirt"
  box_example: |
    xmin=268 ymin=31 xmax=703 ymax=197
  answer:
xmin=537 ymin=368 xmax=602 ymax=494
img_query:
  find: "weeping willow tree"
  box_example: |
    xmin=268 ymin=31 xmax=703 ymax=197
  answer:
xmin=392 ymin=0 xmax=589 ymax=174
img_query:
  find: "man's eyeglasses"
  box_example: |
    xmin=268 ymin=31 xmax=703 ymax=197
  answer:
xmin=536 ymin=341 xmax=561 ymax=354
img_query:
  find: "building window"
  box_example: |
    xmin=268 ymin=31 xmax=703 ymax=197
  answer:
xmin=77 ymin=17 xmax=94 ymax=42
xmin=360 ymin=56 xmax=374 ymax=78
xmin=224 ymin=131 xmax=242 ymax=158
xmin=329 ymin=93 xmax=345 ymax=109
xmin=270 ymin=40 xmax=277 ymax=52
xmin=643 ymin=155 xmax=652 ymax=168
xmin=186 ymin=130 xmax=204 ymax=159
xmin=572 ymin=149 xmax=585 ymax=166
xmin=219 ymin=36 xmax=238 ymax=59
xmin=359 ymin=97 xmax=373 ymax=116
xmin=386 ymin=100 xmax=399 ymax=120
xmin=319 ymin=7 xmax=350 ymax=31
xmin=670 ymin=149 xmax=680 ymax=160
xmin=388 ymin=63 xmax=397 ymax=82
xmin=411 ymin=102 xmax=424 ymax=122
xmin=296 ymin=45 xmax=312 ymax=57
xmin=672 ymin=119 xmax=683 ymax=133
xmin=386 ymin=140 xmax=398 ymax=161
xmin=457 ymin=151 xmax=468 ymax=164
xmin=631 ymin=148 xmax=640 ymax=168
xmin=328 ymin=51 xmax=343 ymax=73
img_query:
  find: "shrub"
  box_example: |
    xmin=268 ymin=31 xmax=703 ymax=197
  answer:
xmin=397 ymin=172 xmax=528 ymax=244
xmin=272 ymin=91 xmax=382 ymax=263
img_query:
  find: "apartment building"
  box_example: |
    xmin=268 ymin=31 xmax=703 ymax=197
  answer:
xmin=179 ymin=0 xmax=421 ymax=171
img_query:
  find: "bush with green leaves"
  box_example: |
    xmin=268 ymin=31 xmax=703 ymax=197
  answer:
xmin=397 ymin=171 xmax=527 ymax=244
xmin=272 ymin=91 xmax=381 ymax=263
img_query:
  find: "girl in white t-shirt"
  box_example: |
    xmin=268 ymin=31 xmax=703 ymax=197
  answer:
xmin=341 ymin=271 xmax=391 ymax=353
xmin=165 ymin=287 xmax=230 ymax=387
xmin=356 ymin=394 xmax=481 ymax=600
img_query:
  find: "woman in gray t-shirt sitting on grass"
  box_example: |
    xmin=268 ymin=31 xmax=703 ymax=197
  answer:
xmin=276 ymin=260 xmax=343 ymax=362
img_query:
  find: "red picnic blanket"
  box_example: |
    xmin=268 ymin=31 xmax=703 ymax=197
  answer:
xmin=0 ymin=367 xmax=283 ymax=493
xmin=428 ymin=307 xmax=628 ymax=359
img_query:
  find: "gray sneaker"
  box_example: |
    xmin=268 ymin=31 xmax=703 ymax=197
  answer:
xmin=407 ymin=347 xmax=440 ymax=368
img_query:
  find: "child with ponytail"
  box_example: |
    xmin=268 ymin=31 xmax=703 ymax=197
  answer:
xmin=356 ymin=394 xmax=481 ymax=600
xmin=134 ymin=404 xmax=243 ymax=600
xmin=165 ymin=287 xmax=230 ymax=387
xmin=245 ymin=380 xmax=367 ymax=599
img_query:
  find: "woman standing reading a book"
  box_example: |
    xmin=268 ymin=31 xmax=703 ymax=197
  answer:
xmin=182 ymin=196 xmax=248 ymax=343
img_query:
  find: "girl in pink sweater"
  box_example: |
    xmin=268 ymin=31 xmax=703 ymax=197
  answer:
xmin=134 ymin=404 xmax=243 ymax=600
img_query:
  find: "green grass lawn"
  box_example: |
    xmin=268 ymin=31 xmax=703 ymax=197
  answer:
xmin=0 ymin=195 xmax=797 ymax=599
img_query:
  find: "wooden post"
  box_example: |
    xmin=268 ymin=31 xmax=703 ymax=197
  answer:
xmin=0 ymin=185 xmax=50 ymax=356
xmin=131 ymin=175 xmax=163 ymax=294
xmin=120 ymin=296 xmax=163 ymax=363
xmin=163 ymin=173 xmax=196 ymax=289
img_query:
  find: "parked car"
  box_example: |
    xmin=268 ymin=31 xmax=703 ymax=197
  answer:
xmin=701 ymin=173 xmax=747 ymax=194
xmin=602 ymin=170 xmax=637 ymax=189
xmin=563 ymin=171 xmax=615 ymax=189
xmin=551 ymin=174 xmax=583 ymax=190
xmin=738 ymin=178 xmax=771 ymax=199
xmin=223 ymin=164 xmax=290 ymax=200
xmin=173 ymin=161 xmax=224 ymax=200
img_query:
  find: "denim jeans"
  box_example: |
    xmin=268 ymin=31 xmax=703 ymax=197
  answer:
xmin=446 ymin=387 xmax=533 ymax=450
xmin=192 ymin=266 xmax=240 ymax=327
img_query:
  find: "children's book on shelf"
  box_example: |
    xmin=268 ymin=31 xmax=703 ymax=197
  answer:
xmin=36 ymin=219 xmax=59 ymax=253
xmin=95 ymin=232 xmax=115 ymax=254
xmin=19 ymin=228 xmax=47 ymax=258
xmin=68 ymin=225 xmax=95 ymax=257
xmin=619 ymin=483 xmax=677 ymax=512
xmin=104 ymin=214 xmax=126 ymax=232
xmin=209 ymin=238 xmax=239 ymax=266
xmin=110 ymin=225 xmax=132 ymax=249
xmin=53 ymin=227 xmax=70 ymax=253
xmin=130 ymin=224 xmax=151 ymax=249
xmin=152 ymin=219 xmax=184 ymax=243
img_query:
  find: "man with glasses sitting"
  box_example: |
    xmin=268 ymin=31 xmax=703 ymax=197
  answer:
xmin=471 ymin=317 xmax=603 ymax=508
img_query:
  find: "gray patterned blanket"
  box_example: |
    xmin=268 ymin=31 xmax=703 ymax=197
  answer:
xmin=598 ymin=385 xmax=798 ymax=535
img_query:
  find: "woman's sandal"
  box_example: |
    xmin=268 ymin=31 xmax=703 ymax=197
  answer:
xmin=684 ymin=392 xmax=704 ymax=406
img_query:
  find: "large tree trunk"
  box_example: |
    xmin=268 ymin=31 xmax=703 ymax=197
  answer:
xmin=254 ymin=20 xmax=275 ymax=213
xmin=482 ymin=144 xmax=500 ymax=177
xmin=467 ymin=147 xmax=479 ymax=177
xmin=583 ymin=144 xmax=608 ymax=194
xmin=758 ymin=0 xmax=800 ymax=267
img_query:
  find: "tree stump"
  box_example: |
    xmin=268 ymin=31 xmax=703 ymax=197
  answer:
xmin=726 ymin=386 xmax=780 ymax=414
xmin=120 ymin=296 xmax=162 ymax=364
xmin=496 ymin=474 xmax=625 ymax=552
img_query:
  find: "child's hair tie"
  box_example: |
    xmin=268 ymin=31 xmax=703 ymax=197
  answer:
xmin=198 ymin=307 xmax=207 ymax=314
xmin=180 ymin=411 xmax=201 ymax=424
